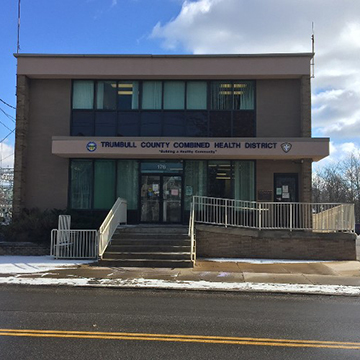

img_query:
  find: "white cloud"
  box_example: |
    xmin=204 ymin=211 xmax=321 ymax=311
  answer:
xmin=313 ymin=141 xmax=360 ymax=172
xmin=0 ymin=142 xmax=14 ymax=168
xmin=151 ymin=0 xmax=360 ymax=145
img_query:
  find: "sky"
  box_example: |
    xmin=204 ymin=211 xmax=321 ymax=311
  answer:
xmin=0 ymin=0 xmax=359 ymax=170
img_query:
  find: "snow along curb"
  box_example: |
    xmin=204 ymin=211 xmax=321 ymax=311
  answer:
xmin=1 ymin=276 xmax=360 ymax=296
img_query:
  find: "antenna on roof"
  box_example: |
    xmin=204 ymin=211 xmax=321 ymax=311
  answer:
xmin=311 ymin=22 xmax=315 ymax=78
xmin=17 ymin=0 xmax=21 ymax=53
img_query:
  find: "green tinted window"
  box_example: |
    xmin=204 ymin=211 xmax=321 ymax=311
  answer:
xmin=73 ymin=81 xmax=94 ymax=109
xmin=184 ymin=161 xmax=207 ymax=210
xmin=94 ymin=160 xmax=116 ymax=209
xmin=117 ymin=160 xmax=139 ymax=210
xmin=187 ymin=81 xmax=207 ymax=110
xmin=164 ymin=81 xmax=185 ymax=109
xmin=234 ymin=161 xmax=255 ymax=201
xmin=70 ymin=160 xmax=92 ymax=209
xmin=142 ymin=81 xmax=162 ymax=109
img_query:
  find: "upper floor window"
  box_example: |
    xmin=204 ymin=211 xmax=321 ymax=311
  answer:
xmin=96 ymin=81 xmax=116 ymax=110
xmin=187 ymin=81 xmax=207 ymax=110
xmin=164 ymin=81 xmax=185 ymax=110
xmin=142 ymin=81 xmax=162 ymax=109
xmin=71 ymin=80 xmax=255 ymax=137
xmin=73 ymin=81 xmax=94 ymax=109
xmin=118 ymin=81 xmax=139 ymax=110
xmin=211 ymin=81 xmax=254 ymax=110
xmin=72 ymin=80 xmax=213 ymax=111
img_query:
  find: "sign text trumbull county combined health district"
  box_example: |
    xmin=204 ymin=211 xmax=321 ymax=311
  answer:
xmin=99 ymin=141 xmax=279 ymax=154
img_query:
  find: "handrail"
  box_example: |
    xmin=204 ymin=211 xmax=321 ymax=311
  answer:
xmin=191 ymin=195 xmax=355 ymax=233
xmin=98 ymin=197 xmax=127 ymax=258
xmin=188 ymin=201 xmax=196 ymax=265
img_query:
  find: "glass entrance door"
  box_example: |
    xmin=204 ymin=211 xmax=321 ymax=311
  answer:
xmin=140 ymin=175 xmax=182 ymax=223
xmin=163 ymin=176 xmax=182 ymax=223
xmin=140 ymin=175 xmax=161 ymax=222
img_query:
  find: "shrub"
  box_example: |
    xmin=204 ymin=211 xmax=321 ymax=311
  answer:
xmin=1 ymin=208 xmax=60 ymax=244
xmin=0 ymin=209 xmax=108 ymax=244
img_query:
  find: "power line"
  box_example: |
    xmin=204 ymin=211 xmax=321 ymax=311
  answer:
xmin=1 ymin=153 xmax=14 ymax=162
xmin=0 ymin=129 xmax=15 ymax=143
xmin=0 ymin=99 xmax=16 ymax=110
xmin=0 ymin=120 xmax=13 ymax=132
xmin=0 ymin=107 xmax=16 ymax=123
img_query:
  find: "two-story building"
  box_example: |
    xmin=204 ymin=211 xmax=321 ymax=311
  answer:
xmin=13 ymin=53 xmax=329 ymax=224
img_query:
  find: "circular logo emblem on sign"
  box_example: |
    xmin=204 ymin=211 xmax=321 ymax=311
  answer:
xmin=86 ymin=141 xmax=97 ymax=152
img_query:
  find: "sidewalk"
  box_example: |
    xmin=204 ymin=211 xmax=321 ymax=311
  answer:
xmin=0 ymin=255 xmax=360 ymax=296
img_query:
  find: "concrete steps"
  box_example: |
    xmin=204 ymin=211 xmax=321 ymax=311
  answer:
xmin=98 ymin=225 xmax=193 ymax=268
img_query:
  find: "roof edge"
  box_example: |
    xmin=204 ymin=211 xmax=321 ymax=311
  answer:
xmin=14 ymin=52 xmax=315 ymax=59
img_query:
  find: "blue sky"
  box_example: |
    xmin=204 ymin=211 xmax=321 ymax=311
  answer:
xmin=1 ymin=0 xmax=360 ymax=169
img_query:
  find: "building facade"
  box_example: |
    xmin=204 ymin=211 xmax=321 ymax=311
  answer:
xmin=13 ymin=54 xmax=329 ymax=224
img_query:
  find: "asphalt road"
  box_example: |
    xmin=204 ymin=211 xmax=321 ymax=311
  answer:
xmin=0 ymin=285 xmax=359 ymax=359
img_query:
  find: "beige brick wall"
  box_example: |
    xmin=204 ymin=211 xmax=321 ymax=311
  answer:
xmin=300 ymin=75 xmax=311 ymax=137
xmin=196 ymin=225 xmax=356 ymax=260
xmin=14 ymin=79 xmax=71 ymax=213
xmin=25 ymin=79 xmax=71 ymax=210
xmin=13 ymin=75 xmax=30 ymax=217
xmin=256 ymin=79 xmax=301 ymax=137
xmin=301 ymin=159 xmax=312 ymax=203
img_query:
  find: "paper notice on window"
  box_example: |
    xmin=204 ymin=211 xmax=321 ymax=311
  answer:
xmin=276 ymin=188 xmax=282 ymax=195
xmin=152 ymin=184 xmax=159 ymax=192
xmin=282 ymin=192 xmax=290 ymax=199
xmin=282 ymin=185 xmax=288 ymax=193
xmin=171 ymin=189 xmax=179 ymax=196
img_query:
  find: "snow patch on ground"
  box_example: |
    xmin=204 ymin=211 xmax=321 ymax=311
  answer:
xmin=0 ymin=276 xmax=359 ymax=296
xmin=0 ymin=256 xmax=94 ymax=274
xmin=201 ymin=258 xmax=332 ymax=264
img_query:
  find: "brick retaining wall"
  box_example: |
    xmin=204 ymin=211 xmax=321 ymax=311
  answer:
xmin=196 ymin=225 xmax=356 ymax=260
xmin=0 ymin=242 xmax=49 ymax=256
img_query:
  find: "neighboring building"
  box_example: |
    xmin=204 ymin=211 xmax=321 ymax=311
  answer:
xmin=0 ymin=167 xmax=13 ymax=223
xmin=13 ymin=53 xmax=329 ymax=224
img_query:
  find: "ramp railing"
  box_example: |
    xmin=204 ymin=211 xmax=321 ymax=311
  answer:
xmin=191 ymin=196 xmax=355 ymax=232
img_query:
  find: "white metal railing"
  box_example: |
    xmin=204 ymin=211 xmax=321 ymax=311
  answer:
xmin=50 ymin=229 xmax=98 ymax=259
xmin=191 ymin=195 xmax=355 ymax=233
xmin=188 ymin=201 xmax=196 ymax=265
xmin=98 ymin=197 xmax=127 ymax=258
xmin=50 ymin=198 xmax=127 ymax=260
xmin=58 ymin=215 xmax=71 ymax=231
xmin=54 ymin=215 xmax=72 ymax=250
xmin=312 ymin=204 xmax=355 ymax=233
